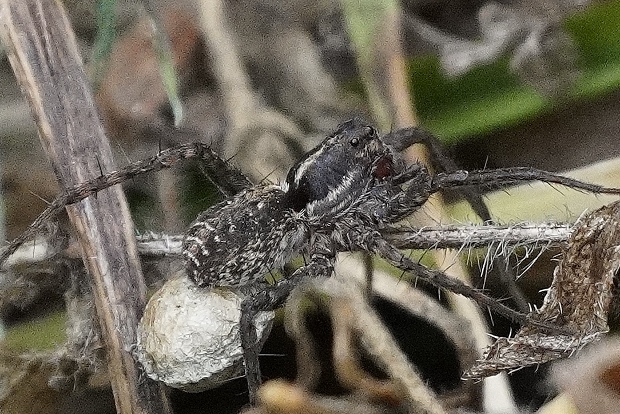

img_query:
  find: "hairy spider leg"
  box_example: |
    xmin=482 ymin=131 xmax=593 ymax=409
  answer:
xmin=364 ymin=236 xmax=570 ymax=333
xmin=382 ymin=128 xmax=534 ymax=310
xmin=383 ymin=126 xmax=493 ymax=221
xmin=240 ymin=249 xmax=335 ymax=404
xmin=431 ymin=167 xmax=620 ymax=195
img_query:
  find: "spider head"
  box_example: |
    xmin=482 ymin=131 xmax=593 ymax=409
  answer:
xmin=283 ymin=119 xmax=400 ymax=215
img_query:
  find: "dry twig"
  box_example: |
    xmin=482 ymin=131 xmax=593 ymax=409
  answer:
xmin=0 ymin=0 xmax=171 ymax=412
xmin=280 ymin=276 xmax=447 ymax=414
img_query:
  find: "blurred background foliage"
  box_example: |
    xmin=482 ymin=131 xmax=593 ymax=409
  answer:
xmin=412 ymin=1 xmax=620 ymax=140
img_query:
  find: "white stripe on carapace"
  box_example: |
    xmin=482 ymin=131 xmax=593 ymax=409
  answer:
xmin=291 ymin=136 xmax=337 ymax=187
xmin=306 ymin=167 xmax=358 ymax=216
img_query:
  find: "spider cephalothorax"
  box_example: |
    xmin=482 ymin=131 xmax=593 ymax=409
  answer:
xmin=182 ymin=118 xmax=422 ymax=287
xmin=282 ymin=119 xmax=402 ymax=214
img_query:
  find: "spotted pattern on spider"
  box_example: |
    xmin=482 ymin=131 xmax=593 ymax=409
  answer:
xmin=182 ymin=118 xmax=431 ymax=287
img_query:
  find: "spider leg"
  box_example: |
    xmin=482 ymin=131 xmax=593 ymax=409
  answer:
xmin=432 ymin=167 xmax=620 ymax=195
xmin=240 ymin=251 xmax=335 ymax=404
xmin=385 ymin=127 xmax=493 ymax=221
xmin=388 ymin=130 xmax=554 ymax=312
xmin=360 ymin=234 xmax=572 ymax=335
xmin=382 ymin=126 xmax=430 ymax=152
xmin=147 ymin=123 xmax=253 ymax=196
xmin=423 ymin=165 xmax=620 ymax=312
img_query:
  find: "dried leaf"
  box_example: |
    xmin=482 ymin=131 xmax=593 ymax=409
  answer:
xmin=465 ymin=201 xmax=620 ymax=378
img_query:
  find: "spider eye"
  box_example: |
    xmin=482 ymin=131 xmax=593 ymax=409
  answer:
xmin=363 ymin=126 xmax=376 ymax=137
xmin=349 ymin=137 xmax=360 ymax=147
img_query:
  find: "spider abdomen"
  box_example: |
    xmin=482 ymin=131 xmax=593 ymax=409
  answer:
xmin=183 ymin=185 xmax=307 ymax=287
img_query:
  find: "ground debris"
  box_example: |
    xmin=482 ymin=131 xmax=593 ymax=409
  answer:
xmin=465 ymin=201 xmax=620 ymax=378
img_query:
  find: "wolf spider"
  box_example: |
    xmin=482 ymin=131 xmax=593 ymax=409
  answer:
xmin=180 ymin=118 xmax=620 ymax=402
xmin=2 ymin=118 xmax=615 ymax=402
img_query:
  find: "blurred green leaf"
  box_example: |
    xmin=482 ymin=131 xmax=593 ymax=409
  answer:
xmin=406 ymin=0 xmax=620 ymax=143
xmin=142 ymin=1 xmax=183 ymax=127
xmin=341 ymin=0 xmax=398 ymax=129
xmin=90 ymin=0 xmax=117 ymax=88
xmin=4 ymin=310 xmax=66 ymax=352
xmin=566 ymin=0 xmax=620 ymax=98
xmin=409 ymin=56 xmax=549 ymax=142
